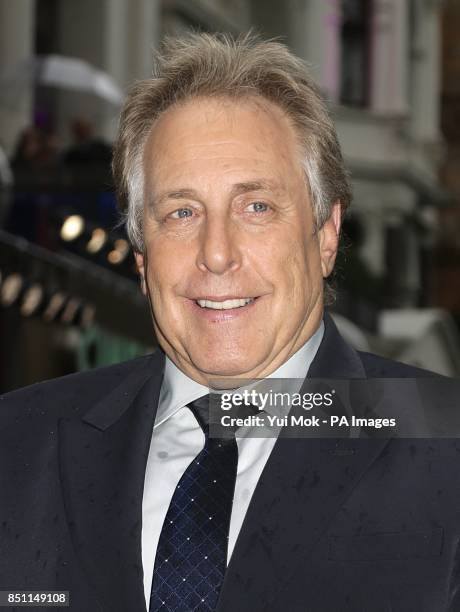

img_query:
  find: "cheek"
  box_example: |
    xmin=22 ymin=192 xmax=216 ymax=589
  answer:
xmin=144 ymin=239 xmax=197 ymax=327
xmin=284 ymin=237 xmax=322 ymax=299
xmin=146 ymin=237 xmax=184 ymax=287
xmin=143 ymin=259 xmax=176 ymax=320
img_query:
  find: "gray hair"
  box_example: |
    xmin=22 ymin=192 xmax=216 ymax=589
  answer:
xmin=113 ymin=31 xmax=351 ymax=258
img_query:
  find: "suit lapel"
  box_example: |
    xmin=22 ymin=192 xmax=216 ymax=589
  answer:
xmin=217 ymin=313 xmax=390 ymax=611
xmin=58 ymin=350 xmax=165 ymax=612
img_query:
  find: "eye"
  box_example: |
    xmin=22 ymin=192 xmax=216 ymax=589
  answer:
xmin=246 ymin=201 xmax=270 ymax=213
xmin=170 ymin=208 xmax=193 ymax=219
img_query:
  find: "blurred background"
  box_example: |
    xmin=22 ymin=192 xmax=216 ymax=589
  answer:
xmin=1 ymin=0 xmax=460 ymax=392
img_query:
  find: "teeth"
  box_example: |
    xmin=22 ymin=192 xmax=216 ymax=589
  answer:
xmin=196 ymin=298 xmax=254 ymax=310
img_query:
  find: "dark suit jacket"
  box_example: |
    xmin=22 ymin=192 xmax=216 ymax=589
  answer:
xmin=1 ymin=313 xmax=460 ymax=612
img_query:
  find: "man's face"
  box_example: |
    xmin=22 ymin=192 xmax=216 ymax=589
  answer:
xmin=136 ymin=96 xmax=341 ymax=386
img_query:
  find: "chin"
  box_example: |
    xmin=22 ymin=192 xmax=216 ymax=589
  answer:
xmin=192 ymin=349 xmax=263 ymax=380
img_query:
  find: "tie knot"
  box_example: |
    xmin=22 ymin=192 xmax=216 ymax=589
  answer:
xmin=188 ymin=394 xmax=211 ymax=432
xmin=188 ymin=393 xmax=260 ymax=437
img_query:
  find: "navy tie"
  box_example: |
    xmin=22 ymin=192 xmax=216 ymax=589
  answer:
xmin=149 ymin=394 xmax=238 ymax=611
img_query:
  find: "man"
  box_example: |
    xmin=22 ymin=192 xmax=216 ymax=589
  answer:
xmin=0 ymin=33 xmax=459 ymax=612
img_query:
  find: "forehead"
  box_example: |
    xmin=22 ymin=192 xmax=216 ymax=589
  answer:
xmin=142 ymin=95 xmax=304 ymax=185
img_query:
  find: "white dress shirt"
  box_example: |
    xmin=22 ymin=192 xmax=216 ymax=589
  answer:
xmin=141 ymin=322 xmax=324 ymax=605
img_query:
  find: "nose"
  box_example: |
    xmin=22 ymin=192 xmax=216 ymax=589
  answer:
xmin=196 ymin=213 xmax=241 ymax=275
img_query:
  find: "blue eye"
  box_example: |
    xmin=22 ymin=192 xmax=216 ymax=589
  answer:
xmin=248 ymin=202 xmax=269 ymax=213
xmin=171 ymin=208 xmax=193 ymax=219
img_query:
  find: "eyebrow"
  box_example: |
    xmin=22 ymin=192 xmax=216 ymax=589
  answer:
xmin=150 ymin=179 xmax=284 ymax=208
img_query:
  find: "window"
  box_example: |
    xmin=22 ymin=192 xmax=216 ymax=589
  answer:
xmin=340 ymin=0 xmax=371 ymax=106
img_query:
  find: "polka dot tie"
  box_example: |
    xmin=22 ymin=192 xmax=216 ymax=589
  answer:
xmin=149 ymin=394 xmax=239 ymax=611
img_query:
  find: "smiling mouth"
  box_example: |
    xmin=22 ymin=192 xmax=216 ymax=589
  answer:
xmin=195 ymin=297 xmax=255 ymax=310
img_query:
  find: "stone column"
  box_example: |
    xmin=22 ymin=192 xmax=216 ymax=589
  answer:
xmin=409 ymin=0 xmax=442 ymax=143
xmin=103 ymin=0 xmax=161 ymax=140
xmin=0 ymin=0 xmax=36 ymax=154
xmin=291 ymin=0 xmax=342 ymax=102
xmin=370 ymin=0 xmax=409 ymax=114
xmin=122 ymin=0 xmax=160 ymax=83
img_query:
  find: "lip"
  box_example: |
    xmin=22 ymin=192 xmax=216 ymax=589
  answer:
xmin=190 ymin=295 xmax=258 ymax=302
xmin=186 ymin=295 xmax=261 ymax=322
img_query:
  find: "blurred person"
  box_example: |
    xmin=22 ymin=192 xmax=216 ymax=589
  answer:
xmin=62 ymin=117 xmax=113 ymax=208
xmin=63 ymin=117 xmax=112 ymax=165
xmin=11 ymin=124 xmax=59 ymax=173
xmin=0 ymin=33 xmax=459 ymax=612
xmin=11 ymin=125 xmax=43 ymax=171
xmin=7 ymin=124 xmax=60 ymax=242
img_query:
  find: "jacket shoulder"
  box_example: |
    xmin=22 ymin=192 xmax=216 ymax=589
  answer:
xmin=0 ymin=353 xmax=156 ymax=426
xmin=357 ymin=350 xmax=441 ymax=378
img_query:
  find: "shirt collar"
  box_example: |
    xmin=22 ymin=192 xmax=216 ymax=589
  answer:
xmin=155 ymin=320 xmax=324 ymax=427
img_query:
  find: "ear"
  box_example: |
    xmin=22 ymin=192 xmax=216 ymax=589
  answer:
xmin=134 ymin=251 xmax=147 ymax=295
xmin=318 ymin=200 xmax=342 ymax=278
